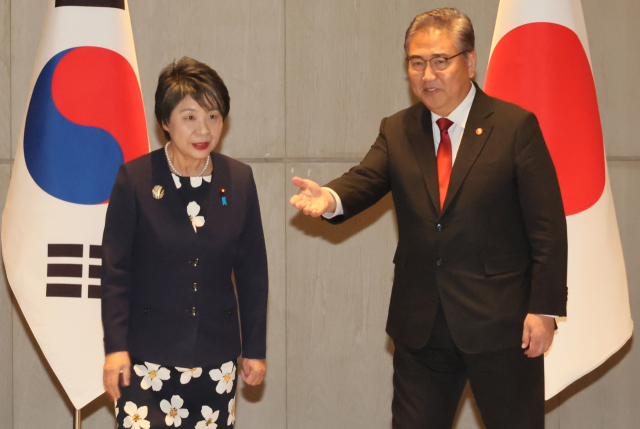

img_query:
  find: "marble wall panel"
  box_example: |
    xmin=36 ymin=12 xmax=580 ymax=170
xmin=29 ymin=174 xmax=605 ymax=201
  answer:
xmin=128 ymin=0 xmax=285 ymax=159
xmin=285 ymin=163 xmax=397 ymax=428
xmin=81 ymin=395 xmax=117 ymax=429
xmin=583 ymin=0 xmax=640 ymax=157
xmin=0 ymin=279 xmax=12 ymax=427
xmin=284 ymin=0 xmax=499 ymax=159
xmin=0 ymin=164 xmax=13 ymax=428
xmin=12 ymin=303 xmax=75 ymax=428
xmin=235 ymin=162 xmax=287 ymax=428
xmin=0 ymin=0 xmax=10 ymax=159
xmin=9 ymin=0 xmax=46 ymax=155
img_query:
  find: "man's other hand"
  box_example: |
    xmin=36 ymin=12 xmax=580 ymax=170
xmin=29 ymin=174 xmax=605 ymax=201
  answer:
xmin=521 ymin=314 xmax=555 ymax=358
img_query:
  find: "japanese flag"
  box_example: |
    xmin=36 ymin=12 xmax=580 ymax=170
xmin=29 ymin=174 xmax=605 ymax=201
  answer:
xmin=2 ymin=0 xmax=148 ymax=409
xmin=484 ymin=0 xmax=633 ymax=399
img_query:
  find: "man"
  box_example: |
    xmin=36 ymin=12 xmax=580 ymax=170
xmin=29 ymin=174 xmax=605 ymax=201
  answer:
xmin=290 ymin=8 xmax=567 ymax=429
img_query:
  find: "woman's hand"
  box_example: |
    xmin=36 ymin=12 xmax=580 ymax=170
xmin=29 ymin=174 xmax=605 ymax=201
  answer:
xmin=240 ymin=358 xmax=266 ymax=386
xmin=103 ymin=351 xmax=131 ymax=401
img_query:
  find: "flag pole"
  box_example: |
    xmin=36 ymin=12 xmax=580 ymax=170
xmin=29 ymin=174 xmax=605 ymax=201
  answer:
xmin=74 ymin=408 xmax=81 ymax=429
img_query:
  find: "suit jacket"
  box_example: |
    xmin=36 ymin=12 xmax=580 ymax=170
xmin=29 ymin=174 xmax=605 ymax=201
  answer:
xmin=101 ymin=149 xmax=268 ymax=367
xmin=326 ymin=86 xmax=567 ymax=353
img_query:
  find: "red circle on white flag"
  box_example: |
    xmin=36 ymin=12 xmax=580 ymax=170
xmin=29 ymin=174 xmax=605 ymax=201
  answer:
xmin=484 ymin=22 xmax=605 ymax=216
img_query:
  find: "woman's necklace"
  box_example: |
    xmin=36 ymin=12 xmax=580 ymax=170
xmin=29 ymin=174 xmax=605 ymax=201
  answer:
xmin=165 ymin=141 xmax=210 ymax=177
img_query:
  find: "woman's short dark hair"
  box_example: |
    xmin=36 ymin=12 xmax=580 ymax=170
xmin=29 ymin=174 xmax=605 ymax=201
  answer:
xmin=155 ymin=57 xmax=230 ymax=141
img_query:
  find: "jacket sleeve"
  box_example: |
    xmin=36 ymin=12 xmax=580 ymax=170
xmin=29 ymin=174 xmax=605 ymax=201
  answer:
xmin=101 ymin=164 xmax=138 ymax=355
xmin=233 ymin=167 xmax=269 ymax=359
xmin=514 ymin=112 xmax=568 ymax=316
xmin=324 ymin=117 xmax=391 ymax=224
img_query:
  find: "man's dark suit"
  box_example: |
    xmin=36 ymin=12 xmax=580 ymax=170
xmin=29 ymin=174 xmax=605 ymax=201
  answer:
xmin=101 ymin=149 xmax=268 ymax=368
xmin=326 ymin=85 xmax=567 ymax=354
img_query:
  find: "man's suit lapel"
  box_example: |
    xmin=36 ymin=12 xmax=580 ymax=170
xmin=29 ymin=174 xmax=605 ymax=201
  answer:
xmin=406 ymin=104 xmax=441 ymax=215
xmin=441 ymin=86 xmax=494 ymax=213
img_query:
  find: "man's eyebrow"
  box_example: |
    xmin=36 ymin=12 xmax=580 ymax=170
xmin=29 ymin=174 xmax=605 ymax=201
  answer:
xmin=407 ymin=53 xmax=448 ymax=59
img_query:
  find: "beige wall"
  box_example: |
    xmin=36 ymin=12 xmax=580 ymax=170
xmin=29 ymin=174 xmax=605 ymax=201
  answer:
xmin=1 ymin=1 xmax=638 ymax=428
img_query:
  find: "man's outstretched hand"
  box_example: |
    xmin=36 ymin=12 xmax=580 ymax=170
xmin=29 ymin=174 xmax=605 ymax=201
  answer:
xmin=290 ymin=177 xmax=337 ymax=217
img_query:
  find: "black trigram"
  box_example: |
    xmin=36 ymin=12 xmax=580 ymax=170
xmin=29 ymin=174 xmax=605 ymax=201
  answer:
xmin=55 ymin=0 xmax=125 ymax=9
xmin=46 ymin=244 xmax=102 ymax=299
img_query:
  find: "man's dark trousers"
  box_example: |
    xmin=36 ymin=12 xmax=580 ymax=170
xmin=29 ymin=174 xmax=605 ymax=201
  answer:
xmin=391 ymin=304 xmax=545 ymax=429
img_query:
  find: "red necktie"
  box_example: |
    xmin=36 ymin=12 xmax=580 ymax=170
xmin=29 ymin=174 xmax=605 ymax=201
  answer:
xmin=436 ymin=118 xmax=454 ymax=209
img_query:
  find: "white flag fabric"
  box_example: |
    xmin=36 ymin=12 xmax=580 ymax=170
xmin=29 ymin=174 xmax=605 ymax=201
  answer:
xmin=2 ymin=0 xmax=148 ymax=409
xmin=485 ymin=0 xmax=633 ymax=399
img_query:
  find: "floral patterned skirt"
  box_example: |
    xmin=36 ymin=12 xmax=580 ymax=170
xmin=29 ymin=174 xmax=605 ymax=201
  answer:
xmin=115 ymin=358 xmax=237 ymax=429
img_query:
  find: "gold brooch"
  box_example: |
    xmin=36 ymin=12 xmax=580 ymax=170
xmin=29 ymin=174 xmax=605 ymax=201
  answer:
xmin=152 ymin=185 xmax=164 ymax=199
xmin=476 ymin=128 xmax=483 ymax=135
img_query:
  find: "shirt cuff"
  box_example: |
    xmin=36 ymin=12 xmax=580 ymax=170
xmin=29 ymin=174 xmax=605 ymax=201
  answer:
xmin=321 ymin=187 xmax=343 ymax=219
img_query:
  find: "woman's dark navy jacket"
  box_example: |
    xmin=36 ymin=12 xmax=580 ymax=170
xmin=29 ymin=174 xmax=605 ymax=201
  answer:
xmin=101 ymin=148 xmax=268 ymax=367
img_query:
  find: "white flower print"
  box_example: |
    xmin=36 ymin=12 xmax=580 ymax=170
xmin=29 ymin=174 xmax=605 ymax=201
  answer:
xmin=123 ymin=401 xmax=150 ymax=429
xmin=187 ymin=201 xmax=205 ymax=232
xmin=227 ymin=397 xmax=236 ymax=426
xmin=195 ymin=405 xmax=219 ymax=429
xmin=172 ymin=173 xmax=182 ymax=189
xmin=203 ymin=175 xmax=212 ymax=183
xmin=115 ymin=403 xmax=120 ymax=428
xmin=175 ymin=366 xmax=203 ymax=384
xmin=133 ymin=362 xmax=171 ymax=391
xmin=160 ymin=395 xmax=189 ymax=427
xmin=209 ymin=361 xmax=236 ymax=394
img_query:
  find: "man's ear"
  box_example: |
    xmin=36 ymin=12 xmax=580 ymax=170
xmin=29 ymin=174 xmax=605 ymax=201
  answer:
xmin=467 ymin=50 xmax=477 ymax=79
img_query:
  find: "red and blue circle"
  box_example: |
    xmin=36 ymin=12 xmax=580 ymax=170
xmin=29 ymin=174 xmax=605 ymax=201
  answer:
xmin=24 ymin=46 xmax=148 ymax=205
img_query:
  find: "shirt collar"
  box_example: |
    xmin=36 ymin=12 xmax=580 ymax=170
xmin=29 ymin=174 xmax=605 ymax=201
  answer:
xmin=430 ymin=82 xmax=476 ymax=129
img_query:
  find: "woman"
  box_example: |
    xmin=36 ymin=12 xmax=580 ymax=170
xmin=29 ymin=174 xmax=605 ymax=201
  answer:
xmin=101 ymin=57 xmax=268 ymax=428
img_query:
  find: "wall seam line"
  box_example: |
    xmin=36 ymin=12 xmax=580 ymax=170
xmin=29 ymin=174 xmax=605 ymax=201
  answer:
xmin=282 ymin=0 xmax=288 ymax=427
xmin=9 ymin=0 xmax=14 ymax=426
xmin=1 ymin=156 xmax=640 ymax=164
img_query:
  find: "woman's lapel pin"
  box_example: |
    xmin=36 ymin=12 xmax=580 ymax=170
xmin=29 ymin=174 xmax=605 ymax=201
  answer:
xmin=220 ymin=188 xmax=227 ymax=206
xmin=152 ymin=185 xmax=164 ymax=199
